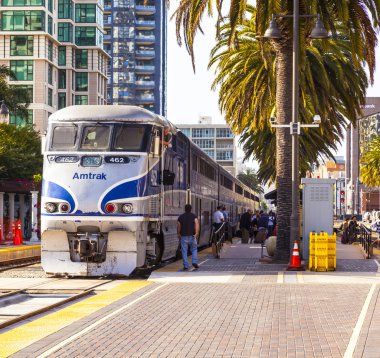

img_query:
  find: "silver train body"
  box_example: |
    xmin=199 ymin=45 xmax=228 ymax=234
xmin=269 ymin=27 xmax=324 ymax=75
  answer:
xmin=41 ymin=106 xmax=259 ymax=276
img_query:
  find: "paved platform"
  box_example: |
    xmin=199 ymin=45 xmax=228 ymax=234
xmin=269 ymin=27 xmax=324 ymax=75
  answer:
xmin=0 ymin=240 xmax=379 ymax=358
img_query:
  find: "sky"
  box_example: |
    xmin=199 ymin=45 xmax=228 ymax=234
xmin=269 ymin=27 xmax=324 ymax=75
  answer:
xmin=166 ymin=8 xmax=380 ymax=161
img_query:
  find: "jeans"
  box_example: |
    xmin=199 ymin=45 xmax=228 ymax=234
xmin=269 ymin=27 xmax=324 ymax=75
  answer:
xmin=180 ymin=235 xmax=198 ymax=268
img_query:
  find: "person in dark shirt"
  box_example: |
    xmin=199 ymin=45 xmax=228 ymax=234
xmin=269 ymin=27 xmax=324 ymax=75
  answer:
xmin=177 ymin=204 xmax=200 ymax=270
xmin=240 ymin=209 xmax=252 ymax=244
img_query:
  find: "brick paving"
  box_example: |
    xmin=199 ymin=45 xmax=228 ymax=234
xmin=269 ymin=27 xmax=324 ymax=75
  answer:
xmin=9 ymin=241 xmax=380 ymax=358
xmin=41 ymin=283 xmax=370 ymax=358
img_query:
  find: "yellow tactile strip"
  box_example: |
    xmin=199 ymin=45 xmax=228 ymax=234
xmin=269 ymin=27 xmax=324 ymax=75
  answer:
xmin=0 ymin=245 xmax=40 ymax=253
xmin=0 ymin=280 xmax=151 ymax=358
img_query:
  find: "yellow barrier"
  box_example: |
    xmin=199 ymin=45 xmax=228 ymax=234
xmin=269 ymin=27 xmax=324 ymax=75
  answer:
xmin=309 ymin=232 xmax=336 ymax=272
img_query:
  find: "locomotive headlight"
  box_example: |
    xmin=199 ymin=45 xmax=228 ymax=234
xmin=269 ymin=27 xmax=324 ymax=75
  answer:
xmin=122 ymin=203 xmax=133 ymax=214
xmin=59 ymin=203 xmax=70 ymax=213
xmin=44 ymin=202 xmax=57 ymax=213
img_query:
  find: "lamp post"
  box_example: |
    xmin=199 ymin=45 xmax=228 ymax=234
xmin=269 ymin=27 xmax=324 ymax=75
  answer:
xmin=264 ymin=1 xmax=329 ymax=257
xmin=0 ymin=100 xmax=9 ymax=119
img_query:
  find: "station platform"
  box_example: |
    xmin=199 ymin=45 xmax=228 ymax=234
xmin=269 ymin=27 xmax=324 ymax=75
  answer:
xmin=0 ymin=239 xmax=379 ymax=358
xmin=0 ymin=242 xmax=40 ymax=264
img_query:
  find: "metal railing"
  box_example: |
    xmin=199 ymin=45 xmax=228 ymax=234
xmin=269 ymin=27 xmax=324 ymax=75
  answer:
xmin=210 ymin=223 xmax=226 ymax=259
xmin=358 ymin=224 xmax=373 ymax=259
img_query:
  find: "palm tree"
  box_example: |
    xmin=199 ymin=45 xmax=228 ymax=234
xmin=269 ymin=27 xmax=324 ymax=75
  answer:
xmin=0 ymin=65 xmax=31 ymax=119
xmin=173 ymin=1 xmax=380 ymax=261
xmin=237 ymin=168 xmax=264 ymax=194
xmin=360 ymin=137 xmax=380 ymax=188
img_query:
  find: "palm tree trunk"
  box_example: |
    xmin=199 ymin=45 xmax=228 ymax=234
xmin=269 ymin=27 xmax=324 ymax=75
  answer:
xmin=274 ymin=46 xmax=293 ymax=262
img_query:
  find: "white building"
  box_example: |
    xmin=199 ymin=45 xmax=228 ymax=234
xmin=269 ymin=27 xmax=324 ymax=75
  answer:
xmin=176 ymin=116 xmax=237 ymax=176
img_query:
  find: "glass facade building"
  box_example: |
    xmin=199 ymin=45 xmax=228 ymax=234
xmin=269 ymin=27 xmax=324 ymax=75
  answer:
xmin=103 ymin=0 xmax=167 ymax=116
xmin=0 ymin=0 xmax=109 ymax=131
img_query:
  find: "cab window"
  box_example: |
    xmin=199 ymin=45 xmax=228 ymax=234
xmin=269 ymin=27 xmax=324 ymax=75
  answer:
xmin=51 ymin=125 xmax=77 ymax=150
xmin=112 ymin=124 xmax=149 ymax=152
xmin=81 ymin=126 xmax=110 ymax=150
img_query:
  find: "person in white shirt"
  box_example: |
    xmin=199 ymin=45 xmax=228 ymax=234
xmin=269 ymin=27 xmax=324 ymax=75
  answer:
xmin=212 ymin=206 xmax=224 ymax=230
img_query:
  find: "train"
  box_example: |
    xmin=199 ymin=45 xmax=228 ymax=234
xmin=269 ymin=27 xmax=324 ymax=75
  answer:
xmin=41 ymin=105 xmax=260 ymax=276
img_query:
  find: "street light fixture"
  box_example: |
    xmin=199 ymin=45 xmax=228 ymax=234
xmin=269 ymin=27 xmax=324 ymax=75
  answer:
xmin=264 ymin=1 xmax=329 ymax=258
xmin=0 ymin=100 xmax=9 ymax=118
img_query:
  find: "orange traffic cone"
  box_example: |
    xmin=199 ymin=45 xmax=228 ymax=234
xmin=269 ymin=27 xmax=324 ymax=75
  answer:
xmin=287 ymin=239 xmax=305 ymax=271
xmin=13 ymin=219 xmax=23 ymax=245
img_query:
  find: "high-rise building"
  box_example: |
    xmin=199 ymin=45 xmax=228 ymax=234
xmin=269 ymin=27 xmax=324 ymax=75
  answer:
xmin=0 ymin=0 xmax=109 ymax=132
xmin=103 ymin=0 xmax=166 ymax=116
xmin=177 ymin=116 xmax=237 ymax=176
xmin=345 ymin=97 xmax=380 ymax=214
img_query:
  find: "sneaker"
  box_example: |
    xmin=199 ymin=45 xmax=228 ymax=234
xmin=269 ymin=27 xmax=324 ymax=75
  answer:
xmin=182 ymin=267 xmax=189 ymax=271
xmin=192 ymin=264 xmax=199 ymax=269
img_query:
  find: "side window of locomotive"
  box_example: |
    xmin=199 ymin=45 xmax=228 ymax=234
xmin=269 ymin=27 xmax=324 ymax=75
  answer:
xmin=81 ymin=126 xmax=110 ymax=150
xmin=113 ymin=125 xmax=148 ymax=152
xmin=51 ymin=125 xmax=77 ymax=150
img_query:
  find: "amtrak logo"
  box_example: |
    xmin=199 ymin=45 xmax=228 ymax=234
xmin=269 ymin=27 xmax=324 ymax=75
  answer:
xmin=73 ymin=173 xmax=107 ymax=180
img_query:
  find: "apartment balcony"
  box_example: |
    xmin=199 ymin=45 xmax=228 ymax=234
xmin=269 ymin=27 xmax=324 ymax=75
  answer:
xmin=135 ymin=34 xmax=155 ymax=44
xmin=135 ymin=65 xmax=155 ymax=74
xmin=135 ymin=20 xmax=155 ymax=29
xmin=135 ymin=80 xmax=155 ymax=89
xmin=136 ymin=94 xmax=155 ymax=103
xmin=135 ymin=50 xmax=155 ymax=59
xmin=104 ymin=33 xmax=111 ymax=42
xmin=135 ymin=5 xmax=156 ymax=15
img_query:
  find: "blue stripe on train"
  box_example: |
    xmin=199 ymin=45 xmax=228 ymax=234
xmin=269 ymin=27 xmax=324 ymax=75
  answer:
xmin=42 ymin=180 xmax=75 ymax=213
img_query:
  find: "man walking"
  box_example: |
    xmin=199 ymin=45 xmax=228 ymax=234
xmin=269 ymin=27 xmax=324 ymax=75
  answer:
xmin=240 ymin=209 xmax=252 ymax=244
xmin=177 ymin=204 xmax=200 ymax=271
xmin=212 ymin=205 xmax=224 ymax=230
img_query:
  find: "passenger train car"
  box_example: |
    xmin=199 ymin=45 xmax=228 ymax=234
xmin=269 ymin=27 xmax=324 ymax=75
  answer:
xmin=41 ymin=106 xmax=259 ymax=276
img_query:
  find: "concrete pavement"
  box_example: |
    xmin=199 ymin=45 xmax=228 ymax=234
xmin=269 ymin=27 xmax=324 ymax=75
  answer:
xmin=3 ymin=239 xmax=380 ymax=358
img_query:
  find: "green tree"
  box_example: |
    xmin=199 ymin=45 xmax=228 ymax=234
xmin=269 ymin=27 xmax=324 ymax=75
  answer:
xmin=0 ymin=65 xmax=31 ymax=118
xmin=0 ymin=123 xmax=42 ymax=180
xmin=237 ymin=168 xmax=264 ymax=194
xmin=360 ymin=137 xmax=380 ymax=188
xmin=173 ymin=1 xmax=380 ymax=261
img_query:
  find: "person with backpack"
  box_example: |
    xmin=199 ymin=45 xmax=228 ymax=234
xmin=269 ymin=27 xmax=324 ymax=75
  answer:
xmin=348 ymin=216 xmax=359 ymax=244
xmin=340 ymin=218 xmax=350 ymax=244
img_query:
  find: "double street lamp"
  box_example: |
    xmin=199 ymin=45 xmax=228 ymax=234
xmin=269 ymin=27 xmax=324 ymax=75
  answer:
xmin=263 ymin=0 xmax=329 ymax=257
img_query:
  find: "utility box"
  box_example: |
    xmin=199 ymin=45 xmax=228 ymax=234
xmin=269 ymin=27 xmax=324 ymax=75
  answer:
xmin=301 ymin=178 xmax=335 ymax=260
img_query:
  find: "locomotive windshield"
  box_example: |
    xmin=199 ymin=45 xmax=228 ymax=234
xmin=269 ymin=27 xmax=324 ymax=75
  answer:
xmin=50 ymin=123 xmax=151 ymax=152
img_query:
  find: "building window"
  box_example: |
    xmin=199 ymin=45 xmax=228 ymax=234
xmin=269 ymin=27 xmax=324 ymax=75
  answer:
xmin=75 ymin=49 xmax=88 ymax=69
xmin=75 ymin=4 xmax=96 ymax=23
xmin=192 ymin=128 xmax=214 ymax=138
xmin=48 ymin=0 xmax=52 ymax=12
xmin=75 ymin=27 xmax=96 ymax=46
xmin=58 ymin=46 xmax=66 ymax=65
xmin=204 ymin=150 xmax=214 ymax=159
xmin=9 ymin=110 xmax=33 ymax=127
xmin=48 ymin=88 xmax=53 ymax=106
xmin=10 ymin=85 xmax=33 ymax=102
xmin=193 ymin=139 xmax=214 ymax=149
xmin=75 ymin=95 xmax=88 ymax=105
xmin=47 ymin=40 xmax=52 ymax=61
xmin=2 ymin=0 xmax=44 ymax=5
xmin=58 ymin=70 xmax=66 ymax=89
xmin=1 ymin=10 xmax=45 ymax=31
xmin=10 ymin=36 xmax=33 ymax=56
xmin=216 ymin=150 xmax=233 ymax=161
xmin=58 ymin=92 xmax=66 ymax=109
xmin=216 ymin=128 xmax=233 ymax=138
xmin=75 ymin=72 xmax=88 ymax=91
xmin=10 ymin=60 xmax=33 ymax=80
xmin=58 ymin=0 xmax=73 ymax=19
xmin=47 ymin=15 xmax=52 ymax=34
xmin=58 ymin=22 xmax=73 ymax=42
xmin=48 ymin=64 xmax=52 ymax=84
xmin=180 ymin=128 xmax=190 ymax=137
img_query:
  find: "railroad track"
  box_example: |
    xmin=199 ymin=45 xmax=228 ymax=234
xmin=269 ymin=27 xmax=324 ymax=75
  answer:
xmin=0 ymin=256 xmax=41 ymax=272
xmin=0 ymin=280 xmax=113 ymax=330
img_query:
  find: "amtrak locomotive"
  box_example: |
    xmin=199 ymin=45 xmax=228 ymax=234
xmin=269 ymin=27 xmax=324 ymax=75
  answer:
xmin=41 ymin=106 xmax=259 ymax=276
